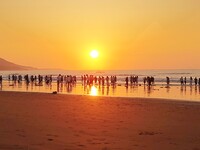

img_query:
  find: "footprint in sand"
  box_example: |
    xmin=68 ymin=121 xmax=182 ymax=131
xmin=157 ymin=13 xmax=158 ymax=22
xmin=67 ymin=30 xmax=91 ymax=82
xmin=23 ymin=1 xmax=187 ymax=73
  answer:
xmin=77 ymin=144 xmax=85 ymax=147
xmin=139 ymin=131 xmax=162 ymax=136
xmin=46 ymin=134 xmax=59 ymax=141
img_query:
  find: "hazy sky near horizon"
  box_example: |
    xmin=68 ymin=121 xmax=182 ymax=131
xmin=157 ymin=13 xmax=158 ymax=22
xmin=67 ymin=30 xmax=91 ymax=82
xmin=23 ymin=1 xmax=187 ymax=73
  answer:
xmin=0 ymin=0 xmax=200 ymax=70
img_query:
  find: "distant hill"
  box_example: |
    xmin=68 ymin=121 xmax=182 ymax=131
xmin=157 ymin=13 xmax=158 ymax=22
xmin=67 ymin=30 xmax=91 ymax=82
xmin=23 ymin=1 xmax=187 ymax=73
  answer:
xmin=0 ymin=58 xmax=37 ymax=71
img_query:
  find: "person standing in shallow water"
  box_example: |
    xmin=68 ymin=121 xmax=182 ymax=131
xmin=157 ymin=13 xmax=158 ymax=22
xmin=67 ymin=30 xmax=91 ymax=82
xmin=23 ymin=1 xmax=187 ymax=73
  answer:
xmin=180 ymin=77 xmax=184 ymax=85
xmin=166 ymin=76 xmax=170 ymax=85
xmin=125 ymin=77 xmax=129 ymax=87
xmin=143 ymin=77 xmax=147 ymax=85
xmin=190 ymin=77 xmax=193 ymax=85
xmin=194 ymin=77 xmax=197 ymax=86
xmin=0 ymin=75 xmax=2 ymax=88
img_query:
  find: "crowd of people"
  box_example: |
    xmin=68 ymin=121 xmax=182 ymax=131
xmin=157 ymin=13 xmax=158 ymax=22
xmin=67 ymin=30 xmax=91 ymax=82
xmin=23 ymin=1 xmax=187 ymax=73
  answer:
xmin=57 ymin=74 xmax=77 ymax=87
xmin=180 ymin=77 xmax=200 ymax=86
xmin=124 ymin=76 xmax=155 ymax=87
xmin=7 ymin=74 xmax=53 ymax=85
xmin=1 ymin=74 xmax=200 ymax=90
xmin=125 ymin=76 xmax=139 ymax=87
xmin=143 ymin=76 xmax=155 ymax=86
xmin=8 ymin=74 xmax=23 ymax=83
xmin=56 ymin=74 xmax=77 ymax=92
xmin=81 ymin=75 xmax=117 ymax=87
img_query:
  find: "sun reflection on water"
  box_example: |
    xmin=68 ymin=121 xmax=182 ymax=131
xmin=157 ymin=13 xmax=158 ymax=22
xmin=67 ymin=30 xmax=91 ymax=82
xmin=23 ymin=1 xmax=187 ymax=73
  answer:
xmin=90 ymin=86 xmax=98 ymax=96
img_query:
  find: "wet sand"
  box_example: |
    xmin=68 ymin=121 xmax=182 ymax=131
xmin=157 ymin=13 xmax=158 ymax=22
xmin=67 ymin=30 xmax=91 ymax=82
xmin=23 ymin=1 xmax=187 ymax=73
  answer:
xmin=2 ymin=81 xmax=200 ymax=101
xmin=0 ymin=91 xmax=200 ymax=150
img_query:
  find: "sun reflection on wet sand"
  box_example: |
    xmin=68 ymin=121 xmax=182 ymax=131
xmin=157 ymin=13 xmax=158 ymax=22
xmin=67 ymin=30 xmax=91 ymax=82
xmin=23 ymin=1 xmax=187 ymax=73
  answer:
xmin=90 ymin=86 xmax=98 ymax=96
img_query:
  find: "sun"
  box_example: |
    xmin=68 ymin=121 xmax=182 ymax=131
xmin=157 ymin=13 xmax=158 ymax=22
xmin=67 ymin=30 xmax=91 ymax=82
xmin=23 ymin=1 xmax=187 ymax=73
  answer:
xmin=90 ymin=50 xmax=99 ymax=58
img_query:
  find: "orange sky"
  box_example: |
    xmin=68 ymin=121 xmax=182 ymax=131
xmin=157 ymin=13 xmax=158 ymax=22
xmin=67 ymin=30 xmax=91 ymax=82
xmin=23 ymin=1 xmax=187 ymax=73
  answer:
xmin=0 ymin=0 xmax=200 ymax=70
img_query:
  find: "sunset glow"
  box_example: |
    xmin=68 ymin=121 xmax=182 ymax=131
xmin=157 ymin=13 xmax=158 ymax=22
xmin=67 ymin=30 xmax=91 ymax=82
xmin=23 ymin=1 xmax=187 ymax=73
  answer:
xmin=0 ymin=1 xmax=200 ymax=70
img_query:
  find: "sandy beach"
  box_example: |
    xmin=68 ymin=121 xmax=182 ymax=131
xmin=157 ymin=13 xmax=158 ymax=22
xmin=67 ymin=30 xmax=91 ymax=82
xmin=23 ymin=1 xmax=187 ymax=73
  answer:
xmin=1 ymin=92 xmax=200 ymax=150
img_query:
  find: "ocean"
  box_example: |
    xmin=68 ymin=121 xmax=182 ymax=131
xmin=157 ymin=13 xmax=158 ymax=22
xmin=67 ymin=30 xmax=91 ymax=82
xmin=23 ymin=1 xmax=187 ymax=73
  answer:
xmin=0 ymin=69 xmax=200 ymax=101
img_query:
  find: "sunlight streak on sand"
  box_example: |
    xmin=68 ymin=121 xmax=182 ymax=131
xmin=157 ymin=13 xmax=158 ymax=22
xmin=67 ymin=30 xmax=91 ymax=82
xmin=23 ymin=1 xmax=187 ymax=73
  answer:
xmin=90 ymin=86 xmax=98 ymax=96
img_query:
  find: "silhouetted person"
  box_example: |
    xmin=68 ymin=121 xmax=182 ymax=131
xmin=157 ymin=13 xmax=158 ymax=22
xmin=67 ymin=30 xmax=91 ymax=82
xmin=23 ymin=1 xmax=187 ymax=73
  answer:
xmin=166 ymin=76 xmax=170 ymax=85
xmin=0 ymin=75 xmax=2 ymax=87
xmin=106 ymin=76 xmax=109 ymax=86
xmin=143 ymin=77 xmax=147 ymax=85
xmin=194 ymin=77 xmax=198 ymax=86
xmin=147 ymin=76 xmax=151 ymax=86
xmin=125 ymin=77 xmax=129 ymax=87
xmin=151 ymin=76 xmax=154 ymax=85
xmin=184 ymin=77 xmax=187 ymax=85
xmin=130 ymin=76 xmax=133 ymax=85
xmin=180 ymin=77 xmax=184 ymax=85
xmin=190 ymin=77 xmax=193 ymax=85
xmin=102 ymin=76 xmax=105 ymax=86
xmin=98 ymin=76 xmax=102 ymax=86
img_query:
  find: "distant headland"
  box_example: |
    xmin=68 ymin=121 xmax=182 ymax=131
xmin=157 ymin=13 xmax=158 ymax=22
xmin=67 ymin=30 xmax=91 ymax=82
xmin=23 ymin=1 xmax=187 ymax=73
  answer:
xmin=0 ymin=58 xmax=36 ymax=71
